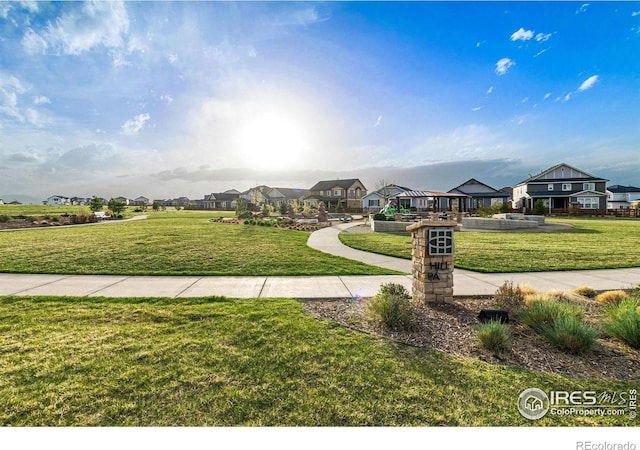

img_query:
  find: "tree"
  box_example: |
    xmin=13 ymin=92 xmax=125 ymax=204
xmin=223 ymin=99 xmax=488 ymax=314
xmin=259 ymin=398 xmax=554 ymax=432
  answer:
xmin=375 ymin=178 xmax=395 ymax=207
xmin=89 ymin=196 xmax=103 ymax=212
xmin=279 ymin=201 xmax=288 ymax=215
xmin=107 ymin=198 xmax=126 ymax=216
xmin=533 ymin=199 xmax=546 ymax=216
xmin=235 ymin=198 xmax=248 ymax=217
xmin=152 ymin=201 xmax=162 ymax=212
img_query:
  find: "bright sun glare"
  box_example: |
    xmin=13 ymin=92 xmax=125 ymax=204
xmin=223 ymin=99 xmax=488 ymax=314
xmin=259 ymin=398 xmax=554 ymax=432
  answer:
xmin=236 ymin=114 xmax=307 ymax=170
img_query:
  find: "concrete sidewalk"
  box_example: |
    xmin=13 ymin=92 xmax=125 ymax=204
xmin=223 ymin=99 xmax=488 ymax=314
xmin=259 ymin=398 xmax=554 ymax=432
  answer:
xmin=2 ymin=221 xmax=639 ymax=299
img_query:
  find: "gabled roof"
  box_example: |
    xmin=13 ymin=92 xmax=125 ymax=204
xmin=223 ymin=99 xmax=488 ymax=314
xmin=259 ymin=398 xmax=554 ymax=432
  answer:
xmin=516 ymin=163 xmax=608 ymax=185
xmin=397 ymin=190 xmax=469 ymax=198
xmin=448 ymin=178 xmax=507 ymax=196
xmin=267 ymin=187 xmax=310 ymax=200
xmin=607 ymin=185 xmax=640 ymax=193
xmin=205 ymin=192 xmax=240 ymax=201
xmin=309 ymin=179 xmax=365 ymax=191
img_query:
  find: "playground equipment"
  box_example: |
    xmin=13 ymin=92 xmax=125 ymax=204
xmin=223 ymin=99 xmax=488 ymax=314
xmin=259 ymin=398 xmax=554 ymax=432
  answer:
xmin=380 ymin=200 xmax=409 ymax=215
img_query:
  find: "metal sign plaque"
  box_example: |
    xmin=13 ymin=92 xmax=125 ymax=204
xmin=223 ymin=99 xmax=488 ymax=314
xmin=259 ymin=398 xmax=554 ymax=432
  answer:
xmin=427 ymin=229 xmax=454 ymax=255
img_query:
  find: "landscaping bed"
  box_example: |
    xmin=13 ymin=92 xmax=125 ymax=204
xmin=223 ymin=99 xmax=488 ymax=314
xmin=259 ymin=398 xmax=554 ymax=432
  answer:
xmin=303 ymin=295 xmax=640 ymax=382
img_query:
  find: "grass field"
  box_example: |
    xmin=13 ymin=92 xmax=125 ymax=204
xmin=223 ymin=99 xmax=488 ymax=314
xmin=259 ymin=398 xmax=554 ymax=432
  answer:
xmin=0 ymin=295 xmax=635 ymax=426
xmin=339 ymin=218 xmax=640 ymax=272
xmin=0 ymin=210 xmax=397 ymax=276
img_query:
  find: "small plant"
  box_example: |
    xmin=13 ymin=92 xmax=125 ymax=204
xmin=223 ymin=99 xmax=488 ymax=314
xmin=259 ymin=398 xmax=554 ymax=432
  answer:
xmin=596 ymin=290 xmax=628 ymax=306
xmin=519 ymin=298 xmax=583 ymax=332
xmin=602 ymin=298 xmax=640 ymax=348
xmin=540 ymin=315 xmax=597 ymax=354
xmin=0 ymin=214 xmax=11 ymax=223
xmin=366 ymin=283 xmax=415 ymax=331
xmin=475 ymin=320 xmax=510 ymax=352
xmin=573 ymin=286 xmax=597 ymax=299
xmin=373 ymin=213 xmax=386 ymax=221
xmin=493 ymin=280 xmax=525 ymax=314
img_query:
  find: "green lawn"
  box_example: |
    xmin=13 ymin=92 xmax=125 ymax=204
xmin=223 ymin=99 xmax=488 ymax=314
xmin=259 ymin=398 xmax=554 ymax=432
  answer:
xmin=0 ymin=211 xmax=396 ymax=276
xmin=0 ymin=295 xmax=634 ymax=426
xmin=339 ymin=218 xmax=640 ymax=272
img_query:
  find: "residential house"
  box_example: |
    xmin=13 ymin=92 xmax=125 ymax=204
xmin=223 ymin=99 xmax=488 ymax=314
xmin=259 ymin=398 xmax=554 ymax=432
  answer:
xmin=132 ymin=196 xmax=150 ymax=206
xmin=362 ymin=184 xmax=412 ymax=212
xmin=607 ymin=185 xmax=640 ymax=209
xmin=114 ymin=196 xmax=130 ymax=206
xmin=241 ymin=185 xmax=271 ymax=208
xmin=196 ymin=191 xmax=240 ymax=210
xmin=265 ymin=187 xmax=309 ymax=208
xmin=394 ymin=190 xmax=469 ymax=212
xmin=447 ymin=179 xmax=510 ymax=211
xmin=512 ymin=163 xmax=608 ymax=212
xmin=306 ymin=179 xmax=367 ymax=211
xmin=70 ymin=197 xmax=90 ymax=206
xmin=0 ymin=199 xmax=4 ymax=205
xmin=44 ymin=195 xmax=70 ymax=206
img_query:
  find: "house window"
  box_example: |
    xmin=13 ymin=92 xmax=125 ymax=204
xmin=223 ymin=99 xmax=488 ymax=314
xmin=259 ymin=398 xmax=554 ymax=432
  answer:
xmin=562 ymin=183 xmax=572 ymax=191
xmin=334 ymin=189 xmax=341 ymax=196
xmin=368 ymin=199 xmax=380 ymax=207
xmin=326 ymin=191 xmax=331 ymax=197
xmin=577 ymin=197 xmax=599 ymax=209
xmin=319 ymin=191 xmax=323 ymax=196
xmin=583 ymin=182 xmax=595 ymax=191
xmin=548 ymin=184 xmax=554 ymax=191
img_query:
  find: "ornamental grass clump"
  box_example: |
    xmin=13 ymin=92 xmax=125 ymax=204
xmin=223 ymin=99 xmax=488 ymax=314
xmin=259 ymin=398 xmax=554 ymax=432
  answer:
xmin=596 ymin=290 xmax=628 ymax=306
xmin=493 ymin=280 xmax=526 ymax=315
xmin=475 ymin=320 xmax=510 ymax=352
xmin=602 ymin=298 xmax=640 ymax=348
xmin=573 ymin=286 xmax=597 ymax=299
xmin=366 ymin=283 xmax=415 ymax=331
xmin=519 ymin=297 xmax=583 ymax=333
xmin=540 ymin=315 xmax=598 ymax=354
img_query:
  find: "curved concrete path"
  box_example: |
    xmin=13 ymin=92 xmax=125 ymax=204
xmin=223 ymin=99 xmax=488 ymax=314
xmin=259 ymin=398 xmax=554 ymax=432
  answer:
xmin=1 ymin=220 xmax=639 ymax=299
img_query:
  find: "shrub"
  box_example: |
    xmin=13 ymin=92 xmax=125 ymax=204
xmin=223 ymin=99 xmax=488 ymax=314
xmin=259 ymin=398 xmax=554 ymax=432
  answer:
xmin=366 ymin=283 xmax=415 ymax=331
xmin=573 ymin=286 xmax=597 ymax=299
xmin=475 ymin=320 xmax=510 ymax=352
xmin=602 ymin=299 xmax=640 ymax=348
xmin=519 ymin=298 xmax=583 ymax=332
xmin=0 ymin=214 xmax=12 ymax=223
xmin=237 ymin=211 xmax=253 ymax=220
xmin=596 ymin=290 xmax=628 ymax=306
xmin=373 ymin=213 xmax=386 ymax=221
xmin=540 ymin=315 xmax=597 ymax=354
xmin=493 ymin=280 xmax=525 ymax=314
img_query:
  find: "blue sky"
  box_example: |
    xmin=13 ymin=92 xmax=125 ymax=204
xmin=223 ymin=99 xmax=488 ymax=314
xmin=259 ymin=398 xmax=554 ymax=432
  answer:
xmin=1 ymin=1 xmax=639 ymax=202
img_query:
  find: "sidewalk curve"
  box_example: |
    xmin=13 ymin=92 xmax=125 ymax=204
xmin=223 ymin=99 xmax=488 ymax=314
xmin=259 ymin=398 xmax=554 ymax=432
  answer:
xmin=1 ymin=221 xmax=639 ymax=299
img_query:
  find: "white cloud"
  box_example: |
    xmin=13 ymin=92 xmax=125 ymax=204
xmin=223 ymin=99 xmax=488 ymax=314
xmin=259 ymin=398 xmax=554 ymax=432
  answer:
xmin=536 ymin=32 xmax=552 ymax=42
xmin=33 ymin=96 xmax=50 ymax=105
xmin=160 ymin=94 xmax=173 ymax=104
xmin=487 ymin=86 xmax=494 ymax=94
xmin=495 ymin=58 xmax=515 ymax=75
xmin=633 ymin=11 xmax=640 ymax=17
xmin=472 ymin=106 xmax=482 ymax=112
xmin=544 ymin=93 xmax=551 ymax=99
xmin=374 ymin=115 xmax=382 ymax=127
xmin=511 ymin=28 xmax=534 ymax=41
xmin=576 ymin=3 xmax=589 ymax=14
xmin=22 ymin=1 xmax=132 ymax=59
xmin=578 ymin=75 xmax=599 ymax=91
xmin=122 ymin=113 xmax=151 ymax=135
xmin=534 ymin=48 xmax=548 ymax=58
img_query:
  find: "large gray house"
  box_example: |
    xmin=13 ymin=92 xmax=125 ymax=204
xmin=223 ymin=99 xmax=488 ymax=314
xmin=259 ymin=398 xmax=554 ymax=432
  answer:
xmin=511 ymin=163 xmax=608 ymax=212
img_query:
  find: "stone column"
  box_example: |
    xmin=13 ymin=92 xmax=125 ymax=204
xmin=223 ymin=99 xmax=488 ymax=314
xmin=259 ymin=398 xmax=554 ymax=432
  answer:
xmin=406 ymin=220 xmax=456 ymax=304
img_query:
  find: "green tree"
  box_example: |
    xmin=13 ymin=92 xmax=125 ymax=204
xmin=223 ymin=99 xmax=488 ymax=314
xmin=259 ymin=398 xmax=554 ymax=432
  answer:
xmin=235 ymin=198 xmax=248 ymax=217
xmin=152 ymin=201 xmax=162 ymax=212
xmin=107 ymin=198 xmax=126 ymax=216
xmin=279 ymin=201 xmax=288 ymax=215
xmin=89 ymin=196 xmax=103 ymax=212
xmin=533 ymin=199 xmax=546 ymax=216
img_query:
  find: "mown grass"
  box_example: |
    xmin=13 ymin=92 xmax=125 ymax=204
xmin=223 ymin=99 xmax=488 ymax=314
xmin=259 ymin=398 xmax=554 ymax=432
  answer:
xmin=0 ymin=295 xmax=634 ymax=426
xmin=339 ymin=218 xmax=640 ymax=272
xmin=0 ymin=211 xmax=396 ymax=276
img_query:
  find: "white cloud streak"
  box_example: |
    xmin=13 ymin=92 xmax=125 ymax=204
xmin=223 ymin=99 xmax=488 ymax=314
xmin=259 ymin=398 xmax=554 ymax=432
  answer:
xmin=578 ymin=75 xmax=599 ymax=91
xmin=511 ymin=28 xmax=534 ymax=41
xmin=122 ymin=113 xmax=151 ymax=135
xmin=495 ymin=58 xmax=515 ymax=75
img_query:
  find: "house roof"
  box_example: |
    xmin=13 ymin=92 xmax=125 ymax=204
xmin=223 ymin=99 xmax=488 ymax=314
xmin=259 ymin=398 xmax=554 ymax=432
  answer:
xmin=205 ymin=192 xmax=240 ymax=201
xmin=309 ymin=179 xmax=365 ymax=191
xmin=448 ymin=178 xmax=509 ymax=197
xmin=267 ymin=187 xmax=310 ymax=200
xmin=608 ymin=185 xmax=640 ymax=193
xmin=515 ymin=163 xmax=608 ymax=185
xmin=397 ymin=190 xmax=469 ymax=198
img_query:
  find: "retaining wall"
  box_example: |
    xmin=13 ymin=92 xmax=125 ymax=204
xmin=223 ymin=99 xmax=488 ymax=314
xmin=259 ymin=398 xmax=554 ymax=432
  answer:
xmin=461 ymin=217 xmax=539 ymax=230
xmin=371 ymin=220 xmax=413 ymax=233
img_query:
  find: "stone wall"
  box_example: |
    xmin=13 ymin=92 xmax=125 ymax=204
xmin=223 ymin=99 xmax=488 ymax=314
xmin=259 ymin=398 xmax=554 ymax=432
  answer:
xmin=492 ymin=213 xmax=545 ymax=224
xmin=371 ymin=220 xmax=412 ymax=233
xmin=461 ymin=217 xmax=539 ymax=230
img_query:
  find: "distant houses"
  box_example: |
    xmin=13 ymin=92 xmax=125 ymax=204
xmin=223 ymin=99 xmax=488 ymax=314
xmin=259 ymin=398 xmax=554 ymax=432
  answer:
xmin=33 ymin=162 xmax=637 ymax=215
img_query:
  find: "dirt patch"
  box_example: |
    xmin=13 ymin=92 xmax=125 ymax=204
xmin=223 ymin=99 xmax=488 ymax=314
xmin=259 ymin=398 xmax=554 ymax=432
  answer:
xmin=303 ymin=297 xmax=640 ymax=382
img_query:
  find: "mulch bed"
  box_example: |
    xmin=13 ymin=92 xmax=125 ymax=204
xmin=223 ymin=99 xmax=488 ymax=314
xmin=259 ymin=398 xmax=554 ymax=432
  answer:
xmin=303 ymin=297 xmax=640 ymax=382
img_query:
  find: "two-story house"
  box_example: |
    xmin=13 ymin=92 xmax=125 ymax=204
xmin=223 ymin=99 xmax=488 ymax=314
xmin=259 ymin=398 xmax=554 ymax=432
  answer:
xmin=196 ymin=191 xmax=241 ymax=210
xmin=306 ymin=179 xmax=367 ymax=211
xmin=512 ymin=163 xmax=608 ymax=212
xmin=607 ymin=185 xmax=640 ymax=209
xmin=44 ymin=195 xmax=70 ymax=206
